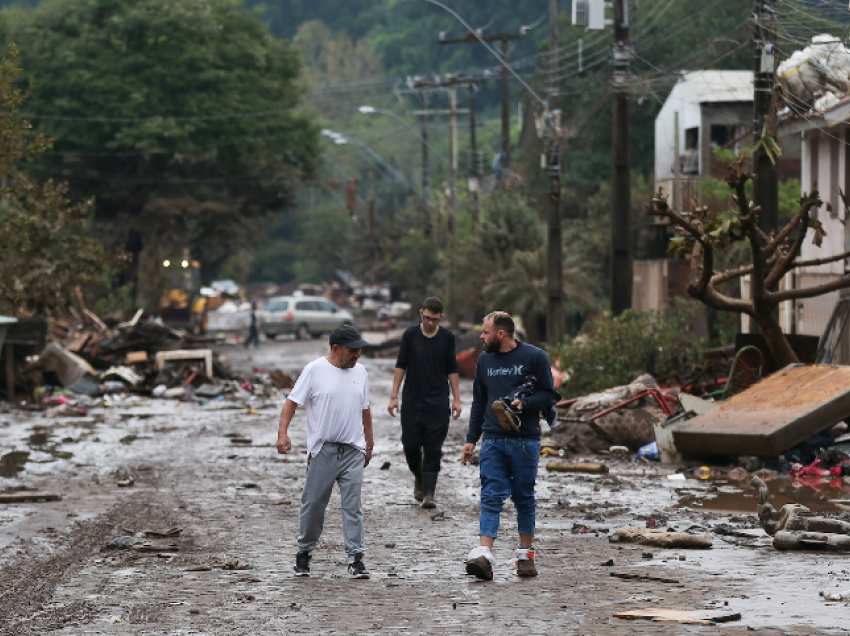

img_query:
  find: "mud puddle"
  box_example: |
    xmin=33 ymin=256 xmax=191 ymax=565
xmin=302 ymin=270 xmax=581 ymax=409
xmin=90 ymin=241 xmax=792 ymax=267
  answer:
xmin=0 ymin=451 xmax=30 ymax=478
xmin=677 ymin=476 xmax=850 ymax=514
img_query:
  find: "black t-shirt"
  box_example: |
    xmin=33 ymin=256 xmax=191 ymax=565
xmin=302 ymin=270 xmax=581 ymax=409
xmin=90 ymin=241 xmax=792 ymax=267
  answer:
xmin=395 ymin=325 xmax=459 ymax=410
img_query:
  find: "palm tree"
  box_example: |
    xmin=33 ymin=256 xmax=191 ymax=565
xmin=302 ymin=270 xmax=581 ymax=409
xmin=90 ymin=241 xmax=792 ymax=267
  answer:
xmin=484 ymin=247 xmax=599 ymax=344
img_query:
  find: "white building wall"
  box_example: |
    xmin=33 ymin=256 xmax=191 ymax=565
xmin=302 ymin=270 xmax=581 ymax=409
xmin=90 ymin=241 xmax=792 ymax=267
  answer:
xmin=654 ymin=87 xmax=701 ymax=192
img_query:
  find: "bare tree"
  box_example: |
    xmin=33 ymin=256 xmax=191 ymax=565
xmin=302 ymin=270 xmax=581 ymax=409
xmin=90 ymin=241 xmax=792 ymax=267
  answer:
xmin=648 ymin=155 xmax=850 ymax=367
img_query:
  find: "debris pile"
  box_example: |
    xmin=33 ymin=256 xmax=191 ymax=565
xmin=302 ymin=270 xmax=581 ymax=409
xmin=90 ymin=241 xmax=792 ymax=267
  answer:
xmin=546 ymin=375 xmax=681 ymax=454
xmin=6 ymin=310 xmax=294 ymax=406
xmin=778 ymin=35 xmax=850 ymax=113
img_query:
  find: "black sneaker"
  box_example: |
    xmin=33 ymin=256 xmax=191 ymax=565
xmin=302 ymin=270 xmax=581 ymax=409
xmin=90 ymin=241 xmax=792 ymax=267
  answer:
xmin=348 ymin=554 xmax=370 ymax=579
xmin=294 ymin=550 xmax=311 ymax=576
xmin=492 ymin=398 xmax=521 ymax=432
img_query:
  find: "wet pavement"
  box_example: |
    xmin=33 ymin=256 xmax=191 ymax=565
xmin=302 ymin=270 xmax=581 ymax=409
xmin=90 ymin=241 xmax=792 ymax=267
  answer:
xmin=0 ymin=339 xmax=848 ymax=634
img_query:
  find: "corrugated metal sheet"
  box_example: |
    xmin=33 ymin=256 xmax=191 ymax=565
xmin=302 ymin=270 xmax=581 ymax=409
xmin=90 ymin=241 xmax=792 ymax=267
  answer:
xmin=673 ymin=364 xmax=850 ymax=457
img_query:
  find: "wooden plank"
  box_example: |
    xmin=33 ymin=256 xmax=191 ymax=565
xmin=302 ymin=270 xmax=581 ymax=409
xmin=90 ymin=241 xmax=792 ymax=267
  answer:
xmin=0 ymin=491 xmax=60 ymax=503
xmin=673 ymin=365 xmax=850 ymax=456
xmin=546 ymin=462 xmax=609 ymax=474
xmin=610 ymin=572 xmax=680 ymax=584
xmin=614 ymin=608 xmax=741 ymax=623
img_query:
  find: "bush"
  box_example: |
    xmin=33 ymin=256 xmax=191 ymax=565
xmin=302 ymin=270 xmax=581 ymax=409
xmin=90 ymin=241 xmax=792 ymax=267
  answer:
xmin=549 ymin=299 xmax=706 ymax=397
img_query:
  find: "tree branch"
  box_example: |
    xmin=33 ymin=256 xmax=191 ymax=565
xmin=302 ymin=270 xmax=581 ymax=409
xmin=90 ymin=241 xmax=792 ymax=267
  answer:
xmin=649 ymin=192 xmax=707 ymax=245
xmin=766 ymin=189 xmax=822 ymax=254
xmin=769 ymin=275 xmax=850 ymax=303
xmin=711 ymin=263 xmax=754 ymax=285
xmin=790 ymin=249 xmax=850 ymax=270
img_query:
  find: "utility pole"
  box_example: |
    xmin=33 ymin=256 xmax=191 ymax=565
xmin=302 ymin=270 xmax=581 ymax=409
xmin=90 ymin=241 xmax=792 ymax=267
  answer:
xmin=448 ymin=85 xmax=458 ymax=235
xmin=439 ymin=30 xmax=526 ymax=170
xmin=420 ymin=90 xmax=432 ymax=235
xmin=468 ymin=83 xmax=479 ymax=221
xmin=610 ymin=0 xmax=632 ymax=316
xmin=411 ymin=75 xmax=482 ymax=233
xmin=546 ymin=0 xmax=564 ymax=345
xmin=751 ymin=0 xmax=778 ymax=233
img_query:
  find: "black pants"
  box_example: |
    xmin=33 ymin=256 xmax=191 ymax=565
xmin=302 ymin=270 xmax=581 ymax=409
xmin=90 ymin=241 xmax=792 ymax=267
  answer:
xmin=245 ymin=326 xmax=259 ymax=348
xmin=400 ymin=407 xmax=451 ymax=474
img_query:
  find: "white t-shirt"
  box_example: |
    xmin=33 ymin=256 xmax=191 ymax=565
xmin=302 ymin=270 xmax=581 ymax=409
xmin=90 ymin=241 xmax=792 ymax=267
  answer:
xmin=288 ymin=357 xmax=370 ymax=457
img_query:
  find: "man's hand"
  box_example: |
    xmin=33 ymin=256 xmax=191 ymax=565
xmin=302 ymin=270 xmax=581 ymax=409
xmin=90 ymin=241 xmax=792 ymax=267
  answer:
xmin=511 ymin=399 xmax=523 ymax=410
xmin=276 ymin=433 xmax=291 ymax=455
xmin=365 ymin=446 xmax=373 ymax=467
xmin=461 ymin=442 xmax=476 ymax=466
xmin=387 ymin=396 xmax=399 ymax=417
xmin=452 ymin=399 xmax=462 ymax=420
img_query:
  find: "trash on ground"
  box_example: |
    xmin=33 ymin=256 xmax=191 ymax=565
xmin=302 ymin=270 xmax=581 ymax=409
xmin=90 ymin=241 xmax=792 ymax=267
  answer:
xmin=634 ymin=441 xmax=659 ymax=462
xmin=117 ymin=476 xmax=135 ymax=487
xmin=609 ymin=572 xmax=680 ymax=584
xmin=549 ymin=376 xmax=680 ymax=453
xmin=222 ymin=559 xmax=252 ymax=570
xmin=614 ymin=608 xmax=741 ymax=624
xmin=132 ymin=544 xmax=180 ymax=553
xmin=106 ymin=536 xmax=133 ymax=550
xmin=752 ymin=475 xmax=850 ymax=550
xmin=610 ymin=526 xmax=712 ymax=549
xmin=821 ymin=590 xmax=850 ymax=601
xmin=0 ymin=491 xmax=60 ymax=503
xmin=143 ymin=527 xmax=183 ymax=538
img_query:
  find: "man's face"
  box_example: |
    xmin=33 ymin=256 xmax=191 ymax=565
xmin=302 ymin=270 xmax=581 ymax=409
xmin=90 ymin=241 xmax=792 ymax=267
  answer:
xmin=480 ymin=319 xmax=502 ymax=353
xmin=420 ymin=309 xmax=442 ymax=330
xmin=335 ymin=344 xmax=361 ymax=369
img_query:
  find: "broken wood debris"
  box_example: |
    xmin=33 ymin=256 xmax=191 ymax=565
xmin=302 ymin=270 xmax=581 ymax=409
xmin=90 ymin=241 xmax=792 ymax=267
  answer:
xmin=610 ymin=526 xmax=712 ymax=549
xmin=609 ymin=572 xmax=680 ymax=584
xmin=545 ymin=461 xmax=609 ymax=474
xmin=0 ymin=491 xmax=60 ymax=503
xmin=614 ymin=608 xmax=741 ymax=623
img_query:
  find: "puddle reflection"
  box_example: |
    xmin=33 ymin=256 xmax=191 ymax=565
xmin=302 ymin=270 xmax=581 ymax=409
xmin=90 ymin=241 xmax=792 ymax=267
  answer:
xmin=677 ymin=476 xmax=850 ymax=514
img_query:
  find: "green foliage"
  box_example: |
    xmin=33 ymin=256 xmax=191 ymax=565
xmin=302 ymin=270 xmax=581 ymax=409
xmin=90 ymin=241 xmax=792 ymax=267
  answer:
xmin=0 ymin=47 xmax=115 ymax=315
xmin=294 ymin=203 xmax=352 ymax=283
xmin=389 ymin=229 xmax=442 ymax=302
xmin=474 ymin=192 xmax=544 ymax=269
xmin=0 ymin=0 xmax=320 ymax=282
xmin=549 ymin=299 xmax=707 ymax=398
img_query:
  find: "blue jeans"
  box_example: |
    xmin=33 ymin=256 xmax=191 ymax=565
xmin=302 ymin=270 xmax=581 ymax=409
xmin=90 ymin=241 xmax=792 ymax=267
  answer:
xmin=478 ymin=437 xmax=540 ymax=538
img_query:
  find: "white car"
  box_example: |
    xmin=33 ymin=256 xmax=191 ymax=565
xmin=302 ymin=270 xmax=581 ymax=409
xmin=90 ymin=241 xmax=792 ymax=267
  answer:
xmin=261 ymin=296 xmax=354 ymax=340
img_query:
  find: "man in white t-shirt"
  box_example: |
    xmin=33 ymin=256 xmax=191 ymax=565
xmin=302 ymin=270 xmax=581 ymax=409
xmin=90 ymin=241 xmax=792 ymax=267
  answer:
xmin=276 ymin=324 xmax=374 ymax=579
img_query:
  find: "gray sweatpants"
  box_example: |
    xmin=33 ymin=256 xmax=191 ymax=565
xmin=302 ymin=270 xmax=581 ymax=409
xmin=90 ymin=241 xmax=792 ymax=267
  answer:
xmin=297 ymin=442 xmax=365 ymax=557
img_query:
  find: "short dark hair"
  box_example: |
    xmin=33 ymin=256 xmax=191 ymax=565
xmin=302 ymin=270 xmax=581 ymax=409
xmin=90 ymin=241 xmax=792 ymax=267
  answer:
xmin=422 ymin=297 xmax=443 ymax=314
xmin=484 ymin=311 xmax=514 ymax=337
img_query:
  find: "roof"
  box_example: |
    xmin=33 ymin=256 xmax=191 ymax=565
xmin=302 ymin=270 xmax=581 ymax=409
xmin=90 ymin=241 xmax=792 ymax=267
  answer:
xmin=667 ymin=70 xmax=753 ymax=105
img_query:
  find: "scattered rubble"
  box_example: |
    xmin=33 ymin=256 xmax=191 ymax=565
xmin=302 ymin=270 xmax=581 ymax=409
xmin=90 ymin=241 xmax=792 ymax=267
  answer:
xmin=753 ymin=476 xmax=850 ymax=551
xmin=2 ymin=308 xmax=296 ymax=408
xmin=609 ymin=527 xmax=713 ymax=549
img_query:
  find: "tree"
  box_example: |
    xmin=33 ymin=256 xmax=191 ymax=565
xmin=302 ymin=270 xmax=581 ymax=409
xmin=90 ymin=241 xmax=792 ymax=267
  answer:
xmin=649 ymin=156 xmax=850 ymax=367
xmin=0 ymin=47 xmax=114 ymax=316
xmin=0 ymin=0 xmax=320 ymax=295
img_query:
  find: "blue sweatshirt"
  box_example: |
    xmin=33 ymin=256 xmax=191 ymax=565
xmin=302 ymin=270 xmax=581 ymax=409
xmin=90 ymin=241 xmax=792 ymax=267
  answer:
xmin=466 ymin=341 xmax=558 ymax=443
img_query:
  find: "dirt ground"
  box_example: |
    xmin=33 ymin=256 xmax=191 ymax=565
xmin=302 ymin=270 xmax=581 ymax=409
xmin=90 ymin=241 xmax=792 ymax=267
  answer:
xmin=0 ymin=338 xmax=848 ymax=635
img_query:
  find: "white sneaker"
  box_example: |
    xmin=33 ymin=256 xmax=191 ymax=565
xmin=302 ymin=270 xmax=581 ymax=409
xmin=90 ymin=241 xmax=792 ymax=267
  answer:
xmin=465 ymin=546 xmax=495 ymax=581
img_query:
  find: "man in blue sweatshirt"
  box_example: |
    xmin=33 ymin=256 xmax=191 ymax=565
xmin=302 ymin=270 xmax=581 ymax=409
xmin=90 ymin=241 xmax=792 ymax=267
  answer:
xmin=461 ymin=311 xmax=558 ymax=580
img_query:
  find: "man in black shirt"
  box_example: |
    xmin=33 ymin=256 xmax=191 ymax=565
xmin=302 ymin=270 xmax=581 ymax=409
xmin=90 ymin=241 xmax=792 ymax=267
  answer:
xmin=388 ymin=297 xmax=461 ymax=508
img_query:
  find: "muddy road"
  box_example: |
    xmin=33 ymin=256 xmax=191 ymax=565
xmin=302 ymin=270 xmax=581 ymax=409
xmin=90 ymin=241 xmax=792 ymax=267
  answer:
xmin=0 ymin=338 xmax=846 ymax=634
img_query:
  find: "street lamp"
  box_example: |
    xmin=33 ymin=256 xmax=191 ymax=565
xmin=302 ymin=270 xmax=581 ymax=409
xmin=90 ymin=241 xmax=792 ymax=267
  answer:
xmin=357 ymin=106 xmax=448 ymax=164
xmin=321 ymin=129 xmax=413 ymax=189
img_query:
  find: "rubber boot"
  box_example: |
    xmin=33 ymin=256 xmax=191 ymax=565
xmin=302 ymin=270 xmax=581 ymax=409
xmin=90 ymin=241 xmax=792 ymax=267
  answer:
xmin=421 ymin=472 xmax=438 ymax=509
xmin=413 ymin=472 xmax=424 ymax=502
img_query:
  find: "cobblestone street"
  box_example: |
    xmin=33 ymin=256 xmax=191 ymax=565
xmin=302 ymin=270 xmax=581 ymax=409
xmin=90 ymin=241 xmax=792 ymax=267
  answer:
xmin=0 ymin=339 xmax=844 ymax=635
